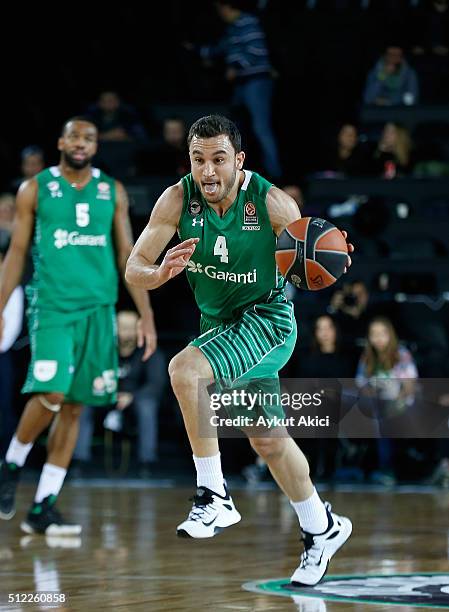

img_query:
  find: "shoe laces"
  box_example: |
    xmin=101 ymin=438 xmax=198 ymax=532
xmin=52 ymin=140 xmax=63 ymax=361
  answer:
xmin=187 ymin=490 xmax=216 ymax=522
xmin=299 ymin=532 xmax=322 ymax=568
xmin=299 ymin=502 xmax=332 ymax=568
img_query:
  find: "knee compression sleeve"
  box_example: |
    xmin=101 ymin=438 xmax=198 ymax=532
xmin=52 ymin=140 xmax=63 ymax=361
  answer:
xmin=38 ymin=395 xmax=62 ymax=413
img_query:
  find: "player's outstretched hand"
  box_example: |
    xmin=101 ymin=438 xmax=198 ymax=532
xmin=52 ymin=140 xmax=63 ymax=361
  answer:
xmin=341 ymin=230 xmax=354 ymax=273
xmin=158 ymin=238 xmax=199 ymax=284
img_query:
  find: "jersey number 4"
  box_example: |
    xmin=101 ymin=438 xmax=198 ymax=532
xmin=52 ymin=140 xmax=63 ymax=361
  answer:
xmin=213 ymin=236 xmax=229 ymax=263
xmin=75 ymin=203 xmax=90 ymax=227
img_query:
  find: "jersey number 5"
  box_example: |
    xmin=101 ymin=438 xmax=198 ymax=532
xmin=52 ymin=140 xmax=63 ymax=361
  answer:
xmin=76 ymin=203 xmax=90 ymax=227
xmin=213 ymin=236 xmax=229 ymax=263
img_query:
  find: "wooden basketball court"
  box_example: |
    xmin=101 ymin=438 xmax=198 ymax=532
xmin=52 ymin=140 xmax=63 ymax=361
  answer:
xmin=1 ymin=483 xmax=448 ymax=610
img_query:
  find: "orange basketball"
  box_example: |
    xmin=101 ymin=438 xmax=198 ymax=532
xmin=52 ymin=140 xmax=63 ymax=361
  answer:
xmin=275 ymin=217 xmax=348 ymax=290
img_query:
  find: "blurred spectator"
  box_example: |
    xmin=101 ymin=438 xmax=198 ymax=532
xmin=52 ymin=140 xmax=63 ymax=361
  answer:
xmin=372 ymin=122 xmax=414 ymax=176
xmin=149 ymin=117 xmax=190 ymax=177
xmin=298 ymin=315 xmax=356 ymax=482
xmin=363 ymin=45 xmax=419 ymax=106
xmin=0 ymin=252 xmax=24 ymax=455
xmin=10 ymin=146 xmax=45 ymax=193
xmin=410 ymin=0 xmax=449 ymax=102
xmin=329 ymin=280 xmax=372 ymax=346
xmin=412 ymin=0 xmax=449 ymax=58
xmin=0 ymin=193 xmax=15 ymax=253
xmin=282 ymin=184 xmax=304 ymax=212
xmin=322 ymin=124 xmax=372 ymax=177
xmin=73 ymin=311 xmax=166 ymax=476
xmin=299 ymin=315 xmax=355 ymax=379
xmin=187 ymin=0 xmax=282 ymax=179
xmin=85 ymin=92 xmax=149 ymax=179
xmin=86 ymin=91 xmax=148 ymax=143
xmin=356 ymin=317 xmax=418 ymax=486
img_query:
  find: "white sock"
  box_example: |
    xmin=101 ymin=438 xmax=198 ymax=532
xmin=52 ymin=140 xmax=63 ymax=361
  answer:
xmin=291 ymin=488 xmax=329 ymax=534
xmin=34 ymin=463 xmax=67 ymax=503
xmin=5 ymin=435 xmax=33 ymax=467
xmin=193 ymin=453 xmax=226 ymax=496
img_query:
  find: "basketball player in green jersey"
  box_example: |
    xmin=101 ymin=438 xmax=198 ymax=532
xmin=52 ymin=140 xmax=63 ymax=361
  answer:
xmin=0 ymin=117 xmax=156 ymax=535
xmin=126 ymin=115 xmax=354 ymax=586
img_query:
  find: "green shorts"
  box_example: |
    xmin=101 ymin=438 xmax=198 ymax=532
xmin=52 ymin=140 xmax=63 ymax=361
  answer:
xmin=191 ymin=293 xmax=297 ymax=421
xmin=23 ymin=304 xmax=118 ymax=406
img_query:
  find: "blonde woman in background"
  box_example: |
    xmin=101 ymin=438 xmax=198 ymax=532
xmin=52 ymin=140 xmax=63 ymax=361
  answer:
xmin=373 ymin=122 xmax=414 ymax=176
xmin=356 ymin=317 xmax=418 ymax=485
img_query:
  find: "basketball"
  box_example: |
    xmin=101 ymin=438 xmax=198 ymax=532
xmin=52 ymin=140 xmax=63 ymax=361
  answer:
xmin=276 ymin=217 xmax=348 ymax=290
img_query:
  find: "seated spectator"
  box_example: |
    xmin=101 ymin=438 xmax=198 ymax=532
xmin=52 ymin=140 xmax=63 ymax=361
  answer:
xmin=371 ymin=122 xmax=414 ymax=177
xmin=73 ymin=310 xmax=166 ymax=477
xmin=356 ymin=317 xmax=418 ymax=486
xmin=298 ymin=315 xmax=356 ymax=482
xmin=0 ymin=251 xmax=24 ymax=455
xmin=149 ymin=117 xmax=190 ymax=177
xmin=363 ymin=45 xmax=419 ymax=106
xmin=299 ymin=315 xmax=355 ymax=379
xmin=10 ymin=146 xmax=45 ymax=193
xmin=86 ymin=91 xmax=148 ymax=143
xmin=322 ymin=123 xmax=371 ymax=177
xmin=0 ymin=193 xmax=15 ymax=252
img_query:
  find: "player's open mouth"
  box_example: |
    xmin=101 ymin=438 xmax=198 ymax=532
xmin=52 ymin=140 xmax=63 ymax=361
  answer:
xmin=72 ymin=152 xmax=86 ymax=161
xmin=203 ymin=182 xmax=218 ymax=194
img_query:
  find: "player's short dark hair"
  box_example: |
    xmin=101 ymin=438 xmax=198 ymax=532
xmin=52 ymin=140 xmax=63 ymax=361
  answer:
xmin=187 ymin=115 xmax=242 ymax=153
xmin=61 ymin=116 xmax=97 ymax=135
xmin=21 ymin=145 xmax=44 ymax=160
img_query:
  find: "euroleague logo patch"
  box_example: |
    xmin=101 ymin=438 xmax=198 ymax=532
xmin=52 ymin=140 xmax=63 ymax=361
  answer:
xmin=188 ymin=199 xmax=203 ymax=217
xmin=242 ymin=201 xmax=260 ymax=231
xmin=97 ymin=181 xmax=111 ymax=200
xmin=242 ymin=573 xmax=449 ymax=608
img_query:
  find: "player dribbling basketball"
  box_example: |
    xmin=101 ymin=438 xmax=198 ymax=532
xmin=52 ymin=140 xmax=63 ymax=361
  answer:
xmin=126 ymin=115 xmax=354 ymax=586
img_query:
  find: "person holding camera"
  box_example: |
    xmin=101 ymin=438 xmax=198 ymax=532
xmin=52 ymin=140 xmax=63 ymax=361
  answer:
xmin=328 ymin=280 xmax=373 ymax=349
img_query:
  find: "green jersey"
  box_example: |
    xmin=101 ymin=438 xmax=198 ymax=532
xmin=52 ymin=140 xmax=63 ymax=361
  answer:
xmin=26 ymin=166 xmax=118 ymax=322
xmin=179 ymin=170 xmax=283 ymax=322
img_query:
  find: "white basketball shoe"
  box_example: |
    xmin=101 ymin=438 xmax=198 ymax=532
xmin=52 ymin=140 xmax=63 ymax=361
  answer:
xmin=291 ymin=502 xmax=352 ymax=586
xmin=177 ymin=484 xmax=241 ymax=538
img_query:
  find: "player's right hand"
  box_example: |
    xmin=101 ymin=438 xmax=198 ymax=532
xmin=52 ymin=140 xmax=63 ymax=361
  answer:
xmin=157 ymin=238 xmax=199 ymax=283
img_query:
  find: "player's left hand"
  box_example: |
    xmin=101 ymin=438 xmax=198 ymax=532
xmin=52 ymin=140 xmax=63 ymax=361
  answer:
xmin=341 ymin=230 xmax=354 ymax=273
xmin=137 ymin=311 xmax=157 ymax=360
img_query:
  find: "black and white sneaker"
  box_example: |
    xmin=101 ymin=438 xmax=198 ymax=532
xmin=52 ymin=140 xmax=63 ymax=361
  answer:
xmin=20 ymin=495 xmax=82 ymax=536
xmin=176 ymin=485 xmax=241 ymax=538
xmin=291 ymin=502 xmax=352 ymax=586
xmin=0 ymin=461 xmax=21 ymax=520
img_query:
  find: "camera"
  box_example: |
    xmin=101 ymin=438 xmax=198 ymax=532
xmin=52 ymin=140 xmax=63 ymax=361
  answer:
xmin=343 ymin=293 xmax=357 ymax=307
